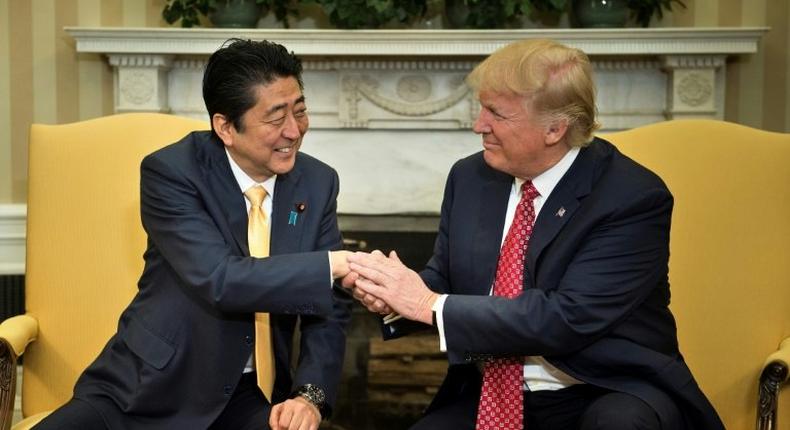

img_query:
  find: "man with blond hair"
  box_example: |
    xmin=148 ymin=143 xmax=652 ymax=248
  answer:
xmin=345 ymin=39 xmax=724 ymax=429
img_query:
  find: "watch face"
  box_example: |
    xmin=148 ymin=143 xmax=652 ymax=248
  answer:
xmin=301 ymin=384 xmax=326 ymax=406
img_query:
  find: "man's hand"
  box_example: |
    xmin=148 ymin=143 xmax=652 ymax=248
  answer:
xmin=329 ymin=250 xmax=352 ymax=279
xmin=269 ymin=397 xmax=321 ymax=430
xmin=351 ymin=281 xmax=392 ymax=315
xmin=347 ymin=250 xmax=438 ymax=325
xmin=339 ymin=251 xmax=392 ymax=315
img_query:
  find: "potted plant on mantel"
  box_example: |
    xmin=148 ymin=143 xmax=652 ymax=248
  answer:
xmin=570 ymin=0 xmax=686 ymax=28
xmin=162 ymin=0 xmax=300 ymax=28
xmin=446 ymin=0 xmax=567 ymax=29
xmin=304 ymin=0 xmax=428 ymax=29
xmin=628 ymin=0 xmax=686 ymax=27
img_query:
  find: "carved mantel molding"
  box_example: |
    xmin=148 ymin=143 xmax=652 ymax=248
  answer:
xmin=66 ymin=27 xmax=765 ymax=124
xmin=67 ymin=27 xmax=764 ymax=57
xmin=60 ymin=27 xmax=765 ymax=218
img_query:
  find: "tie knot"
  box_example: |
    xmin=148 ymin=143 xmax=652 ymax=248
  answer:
xmin=244 ymin=185 xmax=267 ymax=207
xmin=521 ymin=180 xmax=540 ymax=201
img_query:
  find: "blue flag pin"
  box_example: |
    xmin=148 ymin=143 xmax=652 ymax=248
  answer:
xmin=289 ymin=202 xmax=305 ymax=226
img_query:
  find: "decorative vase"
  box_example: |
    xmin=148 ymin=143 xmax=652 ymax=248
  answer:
xmin=571 ymin=0 xmax=628 ymax=28
xmin=209 ymin=0 xmax=263 ymax=28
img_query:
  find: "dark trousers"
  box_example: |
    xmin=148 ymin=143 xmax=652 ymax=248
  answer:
xmin=33 ymin=372 xmax=271 ymax=430
xmin=410 ymin=375 xmax=662 ymax=430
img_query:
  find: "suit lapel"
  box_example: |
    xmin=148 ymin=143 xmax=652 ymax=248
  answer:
xmin=198 ymin=134 xmax=249 ymax=256
xmin=271 ymin=162 xmax=305 ymax=255
xmin=526 ymin=186 xmax=580 ymax=277
xmin=473 ymin=163 xmax=512 ymax=296
xmin=526 ymin=142 xmax=607 ymax=278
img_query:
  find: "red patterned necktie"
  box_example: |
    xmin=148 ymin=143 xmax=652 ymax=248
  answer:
xmin=476 ymin=181 xmax=540 ymax=430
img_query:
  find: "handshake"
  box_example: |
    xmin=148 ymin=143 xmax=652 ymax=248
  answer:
xmin=329 ymin=250 xmax=439 ymax=326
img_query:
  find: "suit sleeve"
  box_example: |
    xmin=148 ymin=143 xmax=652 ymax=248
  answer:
xmin=442 ymin=185 xmax=673 ymax=358
xmin=420 ymin=164 xmax=456 ymax=295
xmin=139 ymin=153 xmax=334 ymax=316
xmin=292 ymin=169 xmax=352 ymax=415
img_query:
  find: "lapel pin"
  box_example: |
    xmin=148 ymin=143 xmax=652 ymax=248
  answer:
xmin=556 ymin=207 xmax=566 ymax=218
xmin=288 ymin=211 xmax=298 ymax=226
xmin=295 ymin=202 xmax=306 ymax=212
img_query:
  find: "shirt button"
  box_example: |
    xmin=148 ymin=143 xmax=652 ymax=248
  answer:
xmin=245 ymin=335 xmax=253 ymax=346
xmin=223 ymin=385 xmax=233 ymax=396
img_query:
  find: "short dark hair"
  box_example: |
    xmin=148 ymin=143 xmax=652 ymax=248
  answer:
xmin=203 ymin=38 xmax=304 ymax=134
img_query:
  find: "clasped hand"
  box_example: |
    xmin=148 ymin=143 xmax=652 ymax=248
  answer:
xmin=334 ymin=250 xmax=438 ymax=325
xmin=269 ymin=396 xmax=320 ymax=430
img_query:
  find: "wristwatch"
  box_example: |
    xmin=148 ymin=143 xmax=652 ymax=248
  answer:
xmin=292 ymin=384 xmax=326 ymax=414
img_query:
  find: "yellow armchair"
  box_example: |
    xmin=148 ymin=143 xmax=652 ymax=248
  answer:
xmin=0 ymin=113 xmax=207 ymax=429
xmin=604 ymin=120 xmax=790 ymax=430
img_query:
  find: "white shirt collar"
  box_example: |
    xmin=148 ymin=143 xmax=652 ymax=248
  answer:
xmin=225 ymin=149 xmax=277 ymax=197
xmin=514 ymin=146 xmax=580 ymax=200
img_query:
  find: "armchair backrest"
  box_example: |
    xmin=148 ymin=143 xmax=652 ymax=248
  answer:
xmin=23 ymin=113 xmax=207 ymax=417
xmin=603 ymin=119 xmax=790 ymax=429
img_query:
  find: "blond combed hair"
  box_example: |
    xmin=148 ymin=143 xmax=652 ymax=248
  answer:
xmin=467 ymin=39 xmax=600 ymax=147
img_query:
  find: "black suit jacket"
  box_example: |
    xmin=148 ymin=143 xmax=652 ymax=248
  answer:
xmin=72 ymin=131 xmax=351 ymax=429
xmin=392 ymin=138 xmax=724 ymax=429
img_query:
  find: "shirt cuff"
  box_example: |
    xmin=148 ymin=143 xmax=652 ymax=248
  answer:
xmin=432 ymin=294 xmax=449 ymax=352
xmin=327 ymin=251 xmax=333 ymax=287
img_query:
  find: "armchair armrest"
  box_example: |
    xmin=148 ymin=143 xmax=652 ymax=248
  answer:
xmin=0 ymin=315 xmax=39 ymax=430
xmin=758 ymin=337 xmax=790 ymax=430
xmin=0 ymin=315 xmax=39 ymax=358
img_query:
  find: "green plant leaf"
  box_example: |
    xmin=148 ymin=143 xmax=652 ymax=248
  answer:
xmin=502 ymin=0 xmax=518 ymax=16
xmin=549 ymin=0 xmax=567 ymax=10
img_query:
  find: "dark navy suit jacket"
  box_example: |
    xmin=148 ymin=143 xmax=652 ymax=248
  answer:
xmin=395 ymin=138 xmax=724 ymax=429
xmin=72 ymin=131 xmax=351 ymax=429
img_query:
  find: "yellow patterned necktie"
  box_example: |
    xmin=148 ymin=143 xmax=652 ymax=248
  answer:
xmin=244 ymin=185 xmax=275 ymax=399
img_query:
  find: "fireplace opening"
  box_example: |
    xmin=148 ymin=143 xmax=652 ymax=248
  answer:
xmin=323 ymin=227 xmax=447 ymax=430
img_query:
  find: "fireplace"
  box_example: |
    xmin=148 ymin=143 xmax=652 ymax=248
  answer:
xmin=66 ymin=27 xmax=765 ymax=218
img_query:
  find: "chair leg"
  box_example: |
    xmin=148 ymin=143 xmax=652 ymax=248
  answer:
xmin=758 ymin=361 xmax=789 ymax=430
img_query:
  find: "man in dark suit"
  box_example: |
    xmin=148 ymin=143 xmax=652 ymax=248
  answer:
xmin=35 ymin=39 xmax=352 ymax=430
xmin=345 ymin=39 xmax=725 ymax=430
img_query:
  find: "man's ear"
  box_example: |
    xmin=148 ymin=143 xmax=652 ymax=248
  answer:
xmin=212 ymin=113 xmax=234 ymax=147
xmin=544 ymin=119 xmax=569 ymax=146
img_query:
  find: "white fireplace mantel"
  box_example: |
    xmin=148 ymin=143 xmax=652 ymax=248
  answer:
xmin=67 ymin=27 xmax=764 ymax=56
xmin=64 ymin=27 xmax=765 ymax=217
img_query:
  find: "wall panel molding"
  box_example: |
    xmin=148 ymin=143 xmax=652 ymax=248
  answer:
xmin=0 ymin=204 xmax=25 ymax=275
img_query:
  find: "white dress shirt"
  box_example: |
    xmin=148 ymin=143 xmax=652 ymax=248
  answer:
xmin=433 ymin=146 xmax=583 ymax=391
xmin=225 ymin=150 xmax=333 ymax=374
xmin=226 ymin=150 xmax=277 ymax=374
